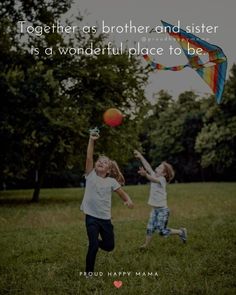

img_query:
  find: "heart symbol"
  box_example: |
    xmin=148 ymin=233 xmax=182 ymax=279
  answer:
xmin=113 ymin=280 xmax=123 ymax=288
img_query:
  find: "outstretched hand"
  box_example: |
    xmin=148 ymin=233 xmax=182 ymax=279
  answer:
xmin=124 ymin=199 xmax=134 ymax=209
xmin=90 ymin=133 xmax=100 ymax=141
xmin=138 ymin=166 xmax=147 ymax=177
xmin=134 ymin=149 xmax=142 ymax=159
xmin=89 ymin=127 xmax=100 ymax=140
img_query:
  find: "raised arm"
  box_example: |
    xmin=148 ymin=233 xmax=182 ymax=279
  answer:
xmin=138 ymin=167 xmax=161 ymax=184
xmin=85 ymin=134 xmax=99 ymax=175
xmin=115 ymin=188 xmax=134 ymax=209
xmin=134 ymin=150 xmax=154 ymax=174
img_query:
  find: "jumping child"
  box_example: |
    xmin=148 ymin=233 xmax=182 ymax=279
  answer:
xmin=81 ymin=132 xmax=133 ymax=275
xmin=134 ymin=150 xmax=187 ymax=248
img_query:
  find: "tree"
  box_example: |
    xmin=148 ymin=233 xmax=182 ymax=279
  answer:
xmin=195 ymin=65 xmax=236 ymax=179
xmin=148 ymin=91 xmax=204 ymax=182
xmin=0 ymin=1 xmax=148 ymax=200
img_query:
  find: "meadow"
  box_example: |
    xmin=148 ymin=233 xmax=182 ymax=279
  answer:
xmin=0 ymin=183 xmax=235 ymax=295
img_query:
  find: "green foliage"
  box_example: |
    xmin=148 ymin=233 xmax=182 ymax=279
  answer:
xmin=146 ymin=91 xmax=203 ymax=181
xmin=1 ymin=0 xmax=236 ymax=189
xmin=138 ymin=68 xmax=236 ymax=182
xmin=0 ymin=1 xmax=148 ymax=197
xmin=195 ymin=65 xmax=236 ymax=174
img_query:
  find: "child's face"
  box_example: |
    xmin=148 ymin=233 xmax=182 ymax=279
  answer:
xmin=95 ymin=157 xmax=110 ymax=174
xmin=154 ymin=164 xmax=166 ymax=177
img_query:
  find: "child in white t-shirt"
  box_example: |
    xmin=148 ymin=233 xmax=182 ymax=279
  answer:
xmin=134 ymin=150 xmax=187 ymax=248
xmin=81 ymin=133 xmax=133 ymax=275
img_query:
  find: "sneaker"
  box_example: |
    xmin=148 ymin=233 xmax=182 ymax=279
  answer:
xmin=179 ymin=228 xmax=187 ymax=243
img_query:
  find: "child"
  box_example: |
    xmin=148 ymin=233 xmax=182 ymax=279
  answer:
xmin=134 ymin=150 xmax=187 ymax=248
xmin=80 ymin=132 xmax=133 ymax=275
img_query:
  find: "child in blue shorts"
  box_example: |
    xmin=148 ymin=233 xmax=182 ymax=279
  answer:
xmin=134 ymin=150 xmax=187 ymax=248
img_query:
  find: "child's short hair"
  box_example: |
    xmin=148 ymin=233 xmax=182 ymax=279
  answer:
xmin=162 ymin=161 xmax=175 ymax=183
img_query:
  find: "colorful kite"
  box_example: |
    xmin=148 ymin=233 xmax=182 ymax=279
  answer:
xmin=143 ymin=20 xmax=227 ymax=103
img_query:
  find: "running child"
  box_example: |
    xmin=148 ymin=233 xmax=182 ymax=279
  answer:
xmin=134 ymin=150 xmax=187 ymax=248
xmin=81 ymin=132 xmax=133 ymax=275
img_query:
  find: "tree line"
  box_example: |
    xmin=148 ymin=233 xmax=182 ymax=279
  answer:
xmin=0 ymin=1 xmax=235 ymax=201
xmin=139 ymin=73 xmax=236 ymax=183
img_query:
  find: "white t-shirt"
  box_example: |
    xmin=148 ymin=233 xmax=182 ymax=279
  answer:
xmin=80 ymin=169 xmax=121 ymax=219
xmin=148 ymin=174 xmax=167 ymax=208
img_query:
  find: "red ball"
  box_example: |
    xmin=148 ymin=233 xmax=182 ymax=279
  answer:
xmin=103 ymin=108 xmax=123 ymax=127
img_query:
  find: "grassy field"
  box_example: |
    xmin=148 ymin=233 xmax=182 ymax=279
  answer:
xmin=0 ymin=183 xmax=235 ymax=295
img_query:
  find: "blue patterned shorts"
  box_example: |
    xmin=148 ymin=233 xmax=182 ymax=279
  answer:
xmin=146 ymin=207 xmax=171 ymax=236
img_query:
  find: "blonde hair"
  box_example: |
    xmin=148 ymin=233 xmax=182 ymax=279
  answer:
xmin=162 ymin=161 xmax=175 ymax=183
xmin=97 ymin=155 xmax=125 ymax=185
xmin=109 ymin=160 xmax=125 ymax=186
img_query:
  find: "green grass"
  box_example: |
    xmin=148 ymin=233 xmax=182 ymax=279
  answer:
xmin=0 ymin=183 xmax=236 ymax=295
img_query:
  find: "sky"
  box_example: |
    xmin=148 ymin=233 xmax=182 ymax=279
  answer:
xmin=67 ymin=0 xmax=236 ymax=100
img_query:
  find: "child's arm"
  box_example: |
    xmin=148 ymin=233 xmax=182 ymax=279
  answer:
xmin=115 ymin=188 xmax=134 ymax=209
xmin=138 ymin=167 xmax=161 ymax=184
xmin=85 ymin=134 xmax=99 ymax=175
xmin=134 ymin=150 xmax=154 ymax=174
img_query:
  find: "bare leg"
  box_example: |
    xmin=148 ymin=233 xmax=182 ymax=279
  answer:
xmin=169 ymin=228 xmax=181 ymax=235
xmin=170 ymin=228 xmax=187 ymax=243
xmin=140 ymin=235 xmax=152 ymax=248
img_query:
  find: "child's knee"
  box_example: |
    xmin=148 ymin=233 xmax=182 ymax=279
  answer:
xmin=99 ymin=239 xmax=114 ymax=252
xmin=159 ymin=228 xmax=170 ymax=237
xmin=107 ymin=245 xmax=114 ymax=252
xmin=159 ymin=231 xmax=166 ymax=237
xmin=105 ymin=241 xmax=114 ymax=252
